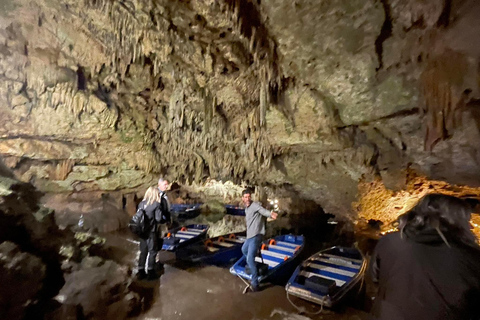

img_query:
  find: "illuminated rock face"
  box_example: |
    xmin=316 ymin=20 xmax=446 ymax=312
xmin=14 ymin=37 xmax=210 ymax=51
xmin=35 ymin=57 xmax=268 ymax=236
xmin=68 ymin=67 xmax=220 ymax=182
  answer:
xmin=1 ymin=0 xmax=480 ymax=220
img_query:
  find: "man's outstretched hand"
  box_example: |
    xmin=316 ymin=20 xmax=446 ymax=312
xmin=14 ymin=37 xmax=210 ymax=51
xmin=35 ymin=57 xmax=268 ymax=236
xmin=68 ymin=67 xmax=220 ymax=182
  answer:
xmin=270 ymin=211 xmax=278 ymax=220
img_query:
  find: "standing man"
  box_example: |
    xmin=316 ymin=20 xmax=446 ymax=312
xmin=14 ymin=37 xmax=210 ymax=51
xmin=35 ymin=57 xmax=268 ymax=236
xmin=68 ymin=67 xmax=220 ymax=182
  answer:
xmin=241 ymin=188 xmax=278 ymax=292
xmin=157 ymin=178 xmax=171 ymax=226
xmin=156 ymin=178 xmax=171 ymax=269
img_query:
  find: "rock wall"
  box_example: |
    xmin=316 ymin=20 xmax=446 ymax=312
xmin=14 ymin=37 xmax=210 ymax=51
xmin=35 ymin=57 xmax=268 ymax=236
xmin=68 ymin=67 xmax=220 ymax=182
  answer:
xmin=1 ymin=0 xmax=480 ymax=221
xmin=0 ymin=160 xmax=141 ymax=319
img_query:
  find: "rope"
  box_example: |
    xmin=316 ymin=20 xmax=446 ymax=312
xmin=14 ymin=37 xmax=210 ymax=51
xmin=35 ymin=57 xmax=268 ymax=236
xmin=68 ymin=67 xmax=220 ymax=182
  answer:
xmin=286 ymin=289 xmax=326 ymax=315
xmin=353 ymin=242 xmax=370 ymax=300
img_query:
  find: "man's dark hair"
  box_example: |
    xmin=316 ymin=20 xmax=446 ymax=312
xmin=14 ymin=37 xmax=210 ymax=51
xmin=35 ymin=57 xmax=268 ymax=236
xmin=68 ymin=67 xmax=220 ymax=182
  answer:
xmin=242 ymin=188 xmax=253 ymax=196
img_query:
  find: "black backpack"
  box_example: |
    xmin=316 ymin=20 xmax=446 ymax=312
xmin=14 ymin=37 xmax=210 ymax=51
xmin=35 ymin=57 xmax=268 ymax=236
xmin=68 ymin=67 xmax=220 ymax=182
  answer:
xmin=129 ymin=204 xmax=151 ymax=239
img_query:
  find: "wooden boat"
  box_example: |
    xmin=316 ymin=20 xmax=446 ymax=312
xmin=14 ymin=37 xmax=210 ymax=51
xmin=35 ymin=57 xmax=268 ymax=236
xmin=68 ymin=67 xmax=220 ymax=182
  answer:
xmin=225 ymin=204 xmax=245 ymax=216
xmin=230 ymin=234 xmax=305 ymax=285
xmin=285 ymin=246 xmax=367 ymax=308
xmin=176 ymin=231 xmax=247 ymax=265
xmin=170 ymin=203 xmax=202 ymax=220
xmin=161 ymin=224 xmax=209 ymax=251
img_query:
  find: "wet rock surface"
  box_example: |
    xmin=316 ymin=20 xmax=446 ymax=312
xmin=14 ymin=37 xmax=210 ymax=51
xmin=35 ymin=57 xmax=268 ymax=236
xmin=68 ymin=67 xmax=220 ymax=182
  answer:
xmin=53 ymin=257 xmax=137 ymax=320
xmin=0 ymin=242 xmax=46 ymax=320
xmin=0 ymin=160 xmax=144 ymax=319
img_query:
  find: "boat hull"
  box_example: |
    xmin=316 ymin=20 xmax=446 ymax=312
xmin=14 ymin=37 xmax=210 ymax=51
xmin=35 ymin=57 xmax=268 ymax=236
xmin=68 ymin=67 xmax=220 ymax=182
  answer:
xmin=171 ymin=204 xmax=202 ymax=221
xmin=225 ymin=205 xmax=245 ymax=216
xmin=285 ymin=246 xmax=367 ymax=307
xmin=161 ymin=224 xmax=209 ymax=251
xmin=176 ymin=231 xmax=247 ymax=265
xmin=230 ymin=234 xmax=305 ymax=284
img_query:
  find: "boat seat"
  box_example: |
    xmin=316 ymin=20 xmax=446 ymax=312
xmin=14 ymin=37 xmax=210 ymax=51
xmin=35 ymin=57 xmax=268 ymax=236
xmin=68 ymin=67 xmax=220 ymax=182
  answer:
xmin=268 ymin=244 xmax=296 ymax=253
xmin=276 ymin=241 xmax=299 ymax=248
xmin=175 ymin=233 xmax=195 ymax=239
xmin=321 ymin=254 xmax=362 ymax=265
xmin=268 ymin=247 xmax=295 ymax=256
xmin=261 ymin=249 xmax=291 ymax=260
xmin=299 ymin=271 xmax=346 ymax=287
xmin=301 ymin=264 xmax=354 ymax=285
xmin=310 ymin=258 xmax=360 ymax=272
xmin=255 ymin=256 xmax=279 ymax=268
xmin=305 ymin=262 xmax=357 ymax=277
xmin=304 ymin=275 xmax=336 ymax=294
xmin=224 ymin=238 xmax=244 ymax=244
xmin=177 ymin=230 xmax=202 ymax=236
xmin=186 ymin=228 xmax=204 ymax=233
xmin=214 ymin=241 xmax=234 ymax=247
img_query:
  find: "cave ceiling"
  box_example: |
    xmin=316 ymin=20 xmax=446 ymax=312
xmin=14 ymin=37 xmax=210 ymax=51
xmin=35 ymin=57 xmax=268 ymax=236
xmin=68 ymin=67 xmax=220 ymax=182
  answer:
xmin=1 ymin=0 xmax=480 ymax=218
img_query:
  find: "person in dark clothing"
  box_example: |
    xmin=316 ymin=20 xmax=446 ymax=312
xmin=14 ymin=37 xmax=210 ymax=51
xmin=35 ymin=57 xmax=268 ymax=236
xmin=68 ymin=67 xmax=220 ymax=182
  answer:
xmin=136 ymin=186 xmax=164 ymax=280
xmin=369 ymin=193 xmax=480 ymax=320
xmin=157 ymin=178 xmax=172 ymax=226
xmin=241 ymin=188 xmax=277 ymax=292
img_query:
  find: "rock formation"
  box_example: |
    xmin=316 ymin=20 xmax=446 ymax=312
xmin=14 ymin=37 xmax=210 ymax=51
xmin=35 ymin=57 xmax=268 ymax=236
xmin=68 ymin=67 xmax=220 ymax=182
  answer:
xmin=1 ymin=0 xmax=480 ymax=225
xmin=0 ymin=161 xmax=141 ymax=319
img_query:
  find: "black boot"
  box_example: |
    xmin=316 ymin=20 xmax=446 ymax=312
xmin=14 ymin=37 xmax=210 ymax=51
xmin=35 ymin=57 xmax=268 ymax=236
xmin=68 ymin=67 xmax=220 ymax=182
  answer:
xmin=136 ymin=269 xmax=147 ymax=280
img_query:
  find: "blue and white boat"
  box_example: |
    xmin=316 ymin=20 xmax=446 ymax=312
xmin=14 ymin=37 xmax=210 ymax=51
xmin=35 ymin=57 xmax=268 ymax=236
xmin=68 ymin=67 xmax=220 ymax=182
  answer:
xmin=285 ymin=246 xmax=367 ymax=307
xmin=176 ymin=231 xmax=247 ymax=265
xmin=230 ymin=234 xmax=305 ymax=284
xmin=161 ymin=224 xmax=209 ymax=251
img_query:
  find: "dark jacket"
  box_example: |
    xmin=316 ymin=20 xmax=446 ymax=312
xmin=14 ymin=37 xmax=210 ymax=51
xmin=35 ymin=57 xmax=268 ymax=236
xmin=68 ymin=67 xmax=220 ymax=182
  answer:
xmin=158 ymin=190 xmax=171 ymax=225
xmin=138 ymin=200 xmax=162 ymax=234
xmin=370 ymin=231 xmax=480 ymax=320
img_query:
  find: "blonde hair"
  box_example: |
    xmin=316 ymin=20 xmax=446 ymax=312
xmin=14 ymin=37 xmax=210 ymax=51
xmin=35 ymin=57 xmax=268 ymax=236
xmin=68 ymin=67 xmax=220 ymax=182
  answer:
xmin=143 ymin=186 xmax=160 ymax=206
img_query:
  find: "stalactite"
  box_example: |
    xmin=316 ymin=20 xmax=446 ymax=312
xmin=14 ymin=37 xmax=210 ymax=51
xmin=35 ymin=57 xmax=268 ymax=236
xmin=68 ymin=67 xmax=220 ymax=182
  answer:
xmin=233 ymin=1 xmax=239 ymax=24
xmin=421 ymin=50 xmax=468 ymax=151
xmin=203 ymin=88 xmax=212 ymax=132
xmin=249 ymin=27 xmax=256 ymax=52
xmin=53 ymin=159 xmax=75 ymax=181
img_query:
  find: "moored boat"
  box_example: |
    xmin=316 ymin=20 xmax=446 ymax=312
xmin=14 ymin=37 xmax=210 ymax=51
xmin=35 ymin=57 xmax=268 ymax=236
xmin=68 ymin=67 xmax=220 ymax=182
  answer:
xmin=230 ymin=234 xmax=305 ymax=285
xmin=225 ymin=204 xmax=245 ymax=216
xmin=170 ymin=203 xmax=202 ymax=220
xmin=285 ymin=246 xmax=367 ymax=308
xmin=176 ymin=231 xmax=247 ymax=265
xmin=161 ymin=224 xmax=209 ymax=251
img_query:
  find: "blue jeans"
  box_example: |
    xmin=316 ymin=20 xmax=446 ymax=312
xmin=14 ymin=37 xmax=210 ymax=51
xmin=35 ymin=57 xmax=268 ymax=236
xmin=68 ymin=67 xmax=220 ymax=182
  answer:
xmin=241 ymin=234 xmax=263 ymax=287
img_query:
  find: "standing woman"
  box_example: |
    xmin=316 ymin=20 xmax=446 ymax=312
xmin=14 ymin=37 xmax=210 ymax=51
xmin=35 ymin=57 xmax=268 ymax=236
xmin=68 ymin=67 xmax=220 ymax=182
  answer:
xmin=136 ymin=186 xmax=163 ymax=280
xmin=370 ymin=194 xmax=480 ymax=320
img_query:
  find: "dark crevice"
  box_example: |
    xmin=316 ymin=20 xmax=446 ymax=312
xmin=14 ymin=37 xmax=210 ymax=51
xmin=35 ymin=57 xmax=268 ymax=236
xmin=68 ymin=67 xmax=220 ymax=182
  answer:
xmin=374 ymin=107 xmax=420 ymax=121
xmin=93 ymin=83 xmax=113 ymax=107
xmin=436 ymin=0 xmax=452 ymax=27
xmin=375 ymin=0 xmax=393 ymax=71
xmin=405 ymin=16 xmax=425 ymax=32
xmin=215 ymin=103 xmax=229 ymax=124
xmin=76 ymin=65 xmax=86 ymax=91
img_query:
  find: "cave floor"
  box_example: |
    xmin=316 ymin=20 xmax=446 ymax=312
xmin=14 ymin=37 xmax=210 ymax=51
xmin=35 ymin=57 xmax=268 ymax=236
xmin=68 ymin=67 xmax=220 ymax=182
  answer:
xmin=133 ymin=261 xmax=369 ymax=320
xmin=101 ymin=231 xmax=370 ymax=320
